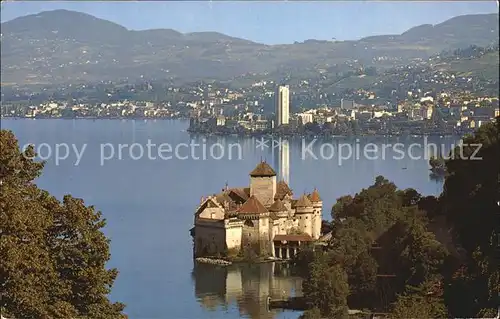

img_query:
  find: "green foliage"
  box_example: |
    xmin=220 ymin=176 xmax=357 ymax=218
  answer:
xmin=326 ymin=174 xmax=450 ymax=312
xmin=389 ymin=278 xmax=448 ymax=319
xmin=394 ymin=216 xmax=449 ymax=287
xmin=440 ymin=119 xmax=500 ymax=317
xmin=302 ymin=254 xmax=349 ymax=319
xmin=331 ymin=177 xmax=420 ymax=236
xmin=302 ymin=120 xmax=499 ymax=317
xmin=0 ymin=130 xmax=125 ymax=318
xmin=348 ymin=251 xmax=378 ymax=295
xmin=293 ymin=247 xmax=318 ymax=277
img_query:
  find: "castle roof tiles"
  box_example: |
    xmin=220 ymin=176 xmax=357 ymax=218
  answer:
xmin=269 ymin=199 xmax=287 ymax=212
xmin=295 ymin=194 xmax=313 ymax=208
xmin=237 ymin=195 xmax=268 ymax=215
xmin=249 ymin=161 xmax=276 ymax=177
xmin=309 ymin=188 xmax=322 ymax=202
xmin=275 ymin=180 xmax=293 ymax=200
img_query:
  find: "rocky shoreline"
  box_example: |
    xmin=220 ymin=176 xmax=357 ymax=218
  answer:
xmin=195 ymin=257 xmax=232 ymax=266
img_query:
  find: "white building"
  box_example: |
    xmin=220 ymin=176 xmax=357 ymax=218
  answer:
xmin=275 ymin=85 xmax=290 ymax=126
xmin=297 ymin=112 xmax=313 ymax=125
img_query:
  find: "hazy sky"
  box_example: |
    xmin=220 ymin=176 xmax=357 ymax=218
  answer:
xmin=1 ymin=1 xmax=498 ymax=44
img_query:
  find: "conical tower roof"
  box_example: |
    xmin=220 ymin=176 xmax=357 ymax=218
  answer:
xmin=309 ymin=188 xmax=322 ymax=202
xmin=295 ymin=194 xmax=313 ymax=208
xmin=250 ymin=161 xmax=276 ymax=177
xmin=269 ymin=199 xmax=287 ymax=212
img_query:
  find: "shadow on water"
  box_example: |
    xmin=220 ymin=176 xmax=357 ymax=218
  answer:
xmin=192 ymin=262 xmax=303 ymax=319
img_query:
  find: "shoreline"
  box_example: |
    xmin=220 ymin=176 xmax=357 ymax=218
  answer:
xmin=195 ymin=256 xmax=287 ymax=266
xmin=1 ymin=117 xmax=466 ymax=137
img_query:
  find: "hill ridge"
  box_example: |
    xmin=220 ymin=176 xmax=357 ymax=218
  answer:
xmin=1 ymin=10 xmax=498 ymax=85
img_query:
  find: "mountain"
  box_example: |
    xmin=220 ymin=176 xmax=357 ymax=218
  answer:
xmin=1 ymin=10 xmax=498 ymax=86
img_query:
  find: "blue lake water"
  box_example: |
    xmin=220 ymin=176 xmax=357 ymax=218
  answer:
xmin=2 ymin=119 xmax=458 ymax=319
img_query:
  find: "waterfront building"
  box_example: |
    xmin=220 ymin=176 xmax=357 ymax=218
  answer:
xmin=296 ymin=112 xmax=313 ymax=125
xmin=275 ymin=85 xmax=290 ymax=126
xmin=341 ymin=99 xmax=355 ymax=110
xmin=191 ymin=161 xmax=322 ymax=259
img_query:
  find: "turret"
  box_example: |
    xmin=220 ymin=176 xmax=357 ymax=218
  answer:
xmin=295 ymin=194 xmax=314 ymax=236
xmin=309 ymin=188 xmax=323 ymax=239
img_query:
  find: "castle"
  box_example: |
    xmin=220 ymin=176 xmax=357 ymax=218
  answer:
xmin=192 ymin=161 xmax=322 ymax=259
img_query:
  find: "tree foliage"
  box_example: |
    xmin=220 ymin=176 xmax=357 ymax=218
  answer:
xmin=322 ymin=175 xmax=448 ymax=313
xmin=302 ymin=119 xmax=499 ymax=317
xmin=302 ymin=254 xmax=349 ymax=319
xmin=389 ymin=278 xmax=448 ymax=319
xmin=440 ymin=119 xmax=500 ymax=317
xmin=0 ymin=130 xmax=125 ymax=318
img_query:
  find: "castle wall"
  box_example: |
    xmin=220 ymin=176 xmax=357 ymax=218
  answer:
xmin=199 ymin=206 xmax=225 ymax=220
xmin=297 ymin=213 xmax=313 ymax=236
xmin=258 ymin=216 xmax=270 ymax=241
xmin=241 ymin=219 xmax=260 ymax=246
xmin=311 ymin=204 xmax=323 ymax=239
xmin=241 ymin=217 xmax=272 ymax=255
xmin=250 ymin=176 xmax=276 ymax=206
xmin=274 ymin=217 xmax=295 ymax=236
xmin=225 ymin=221 xmax=243 ymax=251
xmin=272 ymin=222 xmax=280 ymax=238
xmin=194 ymin=221 xmax=226 ymax=257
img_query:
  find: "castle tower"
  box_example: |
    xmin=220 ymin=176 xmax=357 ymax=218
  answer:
xmin=309 ymin=188 xmax=323 ymax=240
xmin=295 ymin=194 xmax=314 ymax=236
xmin=249 ymin=161 xmax=277 ymax=207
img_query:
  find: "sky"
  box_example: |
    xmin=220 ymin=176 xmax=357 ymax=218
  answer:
xmin=1 ymin=1 xmax=498 ymax=44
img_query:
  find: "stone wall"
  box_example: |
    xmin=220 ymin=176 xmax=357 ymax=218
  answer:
xmin=225 ymin=220 xmax=243 ymax=251
xmin=194 ymin=222 xmax=226 ymax=257
xmin=199 ymin=206 xmax=224 ymax=220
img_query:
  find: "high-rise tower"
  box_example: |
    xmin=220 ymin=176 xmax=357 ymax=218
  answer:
xmin=275 ymin=85 xmax=290 ymax=126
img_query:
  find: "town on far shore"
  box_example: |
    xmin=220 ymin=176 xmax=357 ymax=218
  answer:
xmin=3 ymin=78 xmax=498 ymax=137
xmin=2 ymin=44 xmax=499 ymax=137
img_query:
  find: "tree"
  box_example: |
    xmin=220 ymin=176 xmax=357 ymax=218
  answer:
xmin=0 ymin=130 xmax=125 ymax=318
xmin=440 ymin=119 xmax=499 ymax=317
xmin=349 ymin=250 xmax=378 ymax=295
xmin=331 ymin=176 xmax=410 ymax=236
xmin=393 ymin=217 xmax=448 ymax=287
xmin=389 ymin=278 xmax=448 ymax=319
xmin=302 ymin=254 xmax=349 ymax=319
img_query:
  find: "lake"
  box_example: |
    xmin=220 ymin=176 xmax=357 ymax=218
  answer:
xmin=2 ymin=119 xmax=459 ymax=319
